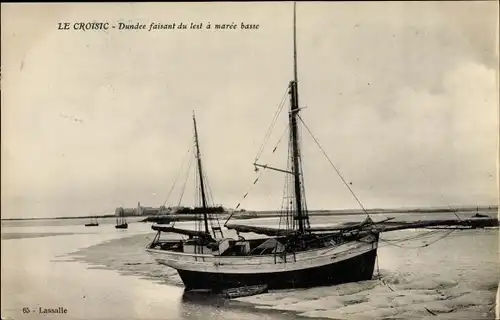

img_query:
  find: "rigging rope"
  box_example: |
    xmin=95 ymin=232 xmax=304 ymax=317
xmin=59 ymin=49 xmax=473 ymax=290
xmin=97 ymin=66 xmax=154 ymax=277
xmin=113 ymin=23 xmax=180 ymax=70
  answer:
xmin=162 ymin=146 xmax=193 ymax=208
xmin=278 ymin=131 xmax=294 ymax=232
xmin=224 ymin=126 xmax=289 ymax=226
xmin=297 ymin=123 xmax=311 ymax=229
xmin=297 ymin=114 xmax=460 ymax=224
xmin=200 ymin=168 xmax=223 ymax=237
xmin=375 ymin=226 xmax=460 ymax=315
xmin=171 ymin=147 xmax=195 ymax=228
xmin=274 ymin=126 xmax=289 ymax=154
xmin=254 ymin=86 xmax=289 ymax=163
xmin=298 ymin=115 xmax=372 ymax=220
xmin=379 ymin=227 xmax=458 ymax=248
xmin=224 ymin=170 xmax=263 ymax=226
xmin=177 ymin=149 xmax=194 ymax=207
xmin=194 ymin=157 xmax=201 ymax=233
xmin=202 ymin=165 xmax=216 ymax=209
xmin=375 ymin=253 xmax=395 ymax=292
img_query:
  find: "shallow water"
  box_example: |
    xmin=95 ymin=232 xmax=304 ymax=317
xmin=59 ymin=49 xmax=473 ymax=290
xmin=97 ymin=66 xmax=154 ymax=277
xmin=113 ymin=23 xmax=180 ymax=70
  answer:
xmin=1 ymin=213 xmax=498 ymax=319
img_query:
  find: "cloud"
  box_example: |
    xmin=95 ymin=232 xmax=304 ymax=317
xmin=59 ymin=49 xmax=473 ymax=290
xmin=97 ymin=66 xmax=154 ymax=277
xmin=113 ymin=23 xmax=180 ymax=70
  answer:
xmin=1 ymin=2 xmax=497 ymax=217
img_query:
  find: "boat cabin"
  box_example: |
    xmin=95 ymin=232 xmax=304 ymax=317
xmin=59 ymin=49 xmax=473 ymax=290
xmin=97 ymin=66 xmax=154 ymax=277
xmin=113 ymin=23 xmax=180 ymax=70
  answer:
xmin=149 ymin=225 xmax=296 ymax=257
xmin=183 ymin=238 xmax=232 ymax=255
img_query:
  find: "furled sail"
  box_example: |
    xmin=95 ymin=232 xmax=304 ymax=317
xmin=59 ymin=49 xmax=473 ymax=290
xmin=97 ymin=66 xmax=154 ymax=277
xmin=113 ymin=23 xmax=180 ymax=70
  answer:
xmin=152 ymin=225 xmax=213 ymax=239
xmin=224 ymin=224 xmax=297 ymax=237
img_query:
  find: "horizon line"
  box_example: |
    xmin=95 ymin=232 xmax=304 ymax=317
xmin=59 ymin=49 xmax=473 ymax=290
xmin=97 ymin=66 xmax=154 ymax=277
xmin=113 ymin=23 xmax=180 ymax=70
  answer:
xmin=1 ymin=203 xmax=498 ymax=221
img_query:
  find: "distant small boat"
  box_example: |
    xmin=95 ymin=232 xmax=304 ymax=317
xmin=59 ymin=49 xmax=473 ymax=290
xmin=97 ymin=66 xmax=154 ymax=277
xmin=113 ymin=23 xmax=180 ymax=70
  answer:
xmin=85 ymin=217 xmax=99 ymax=227
xmin=115 ymin=207 xmax=128 ymax=229
xmin=472 ymin=206 xmax=489 ymax=218
xmin=472 ymin=213 xmax=489 ymax=218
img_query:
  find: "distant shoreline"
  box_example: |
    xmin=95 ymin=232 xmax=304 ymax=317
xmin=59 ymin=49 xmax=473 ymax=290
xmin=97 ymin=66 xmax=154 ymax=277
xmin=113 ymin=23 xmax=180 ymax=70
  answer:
xmin=1 ymin=214 xmax=117 ymax=221
xmin=2 ymin=205 xmax=497 ymax=221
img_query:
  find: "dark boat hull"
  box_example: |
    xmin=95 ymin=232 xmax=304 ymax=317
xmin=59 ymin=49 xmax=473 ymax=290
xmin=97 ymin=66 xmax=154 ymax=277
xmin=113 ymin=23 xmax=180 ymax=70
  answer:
xmin=177 ymin=248 xmax=377 ymax=291
xmin=115 ymin=223 xmax=128 ymax=229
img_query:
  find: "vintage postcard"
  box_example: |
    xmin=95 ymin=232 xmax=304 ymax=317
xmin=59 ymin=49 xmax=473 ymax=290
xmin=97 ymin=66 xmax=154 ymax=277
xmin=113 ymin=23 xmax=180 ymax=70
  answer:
xmin=1 ymin=1 xmax=498 ymax=320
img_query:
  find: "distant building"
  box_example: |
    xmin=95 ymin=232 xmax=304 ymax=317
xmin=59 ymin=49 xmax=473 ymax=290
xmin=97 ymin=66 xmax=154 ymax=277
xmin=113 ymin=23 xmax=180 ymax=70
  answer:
xmin=114 ymin=203 xmax=231 ymax=217
xmin=115 ymin=207 xmax=135 ymax=216
xmin=135 ymin=202 xmax=143 ymax=216
xmin=142 ymin=207 xmax=158 ymax=215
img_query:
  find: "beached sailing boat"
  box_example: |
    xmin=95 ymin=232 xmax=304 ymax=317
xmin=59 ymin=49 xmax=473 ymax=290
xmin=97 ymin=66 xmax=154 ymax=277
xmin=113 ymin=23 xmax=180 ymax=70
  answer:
xmin=115 ymin=207 xmax=128 ymax=229
xmin=85 ymin=217 xmax=99 ymax=227
xmin=146 ymin=3 xmax=380 ymax=291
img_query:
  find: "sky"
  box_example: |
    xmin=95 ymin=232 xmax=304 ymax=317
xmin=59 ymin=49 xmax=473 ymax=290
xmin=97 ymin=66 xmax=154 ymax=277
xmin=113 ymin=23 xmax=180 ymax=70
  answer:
xmin=1 ymin=2 xmax=498 ymax=218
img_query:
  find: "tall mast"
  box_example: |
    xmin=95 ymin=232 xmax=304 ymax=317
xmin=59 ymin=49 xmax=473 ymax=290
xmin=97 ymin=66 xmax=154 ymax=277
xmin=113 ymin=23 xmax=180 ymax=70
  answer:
xmin=193 ymin=112 xmax=210 ymax=235
xmin=293 ymin=1 xmax=298 ymax=85
xmin=289 ymin=2 xmax=306 ymax=234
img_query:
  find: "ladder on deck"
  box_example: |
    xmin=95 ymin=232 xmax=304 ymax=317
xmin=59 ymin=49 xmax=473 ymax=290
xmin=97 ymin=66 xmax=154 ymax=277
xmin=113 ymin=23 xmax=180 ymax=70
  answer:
xmin=212 ymin=226 xmax=224 ymax=238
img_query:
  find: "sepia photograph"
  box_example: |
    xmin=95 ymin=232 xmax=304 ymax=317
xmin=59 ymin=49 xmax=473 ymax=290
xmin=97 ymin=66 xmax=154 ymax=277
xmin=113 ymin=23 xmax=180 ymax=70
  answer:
xmin=1 ymin=1 xmax=499 ymax=319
